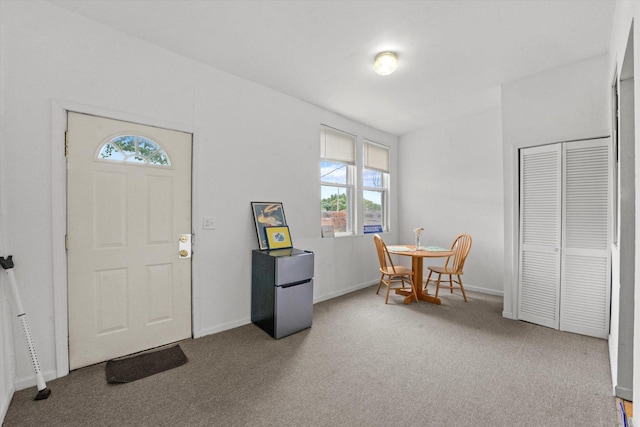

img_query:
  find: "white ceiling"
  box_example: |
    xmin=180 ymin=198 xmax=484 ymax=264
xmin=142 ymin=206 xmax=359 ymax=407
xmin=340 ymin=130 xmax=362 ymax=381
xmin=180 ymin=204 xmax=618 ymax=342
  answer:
xmin=49 ymin=0 xmax=615 ymax=136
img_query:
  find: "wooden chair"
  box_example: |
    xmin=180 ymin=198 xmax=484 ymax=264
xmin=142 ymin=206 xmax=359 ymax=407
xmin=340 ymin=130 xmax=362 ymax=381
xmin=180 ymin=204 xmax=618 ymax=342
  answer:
xmin=424 ymin=234 xmax=472 ymax=302
xmin=373 ymin=234 xmax=417 ymax=304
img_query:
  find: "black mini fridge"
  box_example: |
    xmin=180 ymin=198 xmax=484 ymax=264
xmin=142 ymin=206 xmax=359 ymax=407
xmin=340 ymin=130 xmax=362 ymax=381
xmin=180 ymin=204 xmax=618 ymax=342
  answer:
xmin=251 ymin=248 xmax=314 ymax=339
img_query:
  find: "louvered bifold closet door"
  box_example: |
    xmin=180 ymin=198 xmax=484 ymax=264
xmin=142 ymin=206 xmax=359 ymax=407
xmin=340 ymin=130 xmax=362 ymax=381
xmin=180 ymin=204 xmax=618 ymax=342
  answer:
xmin=560 ymin=139 xmax=610 ymax=338
xmin=519 ymin=144 xmax=562 ymax=329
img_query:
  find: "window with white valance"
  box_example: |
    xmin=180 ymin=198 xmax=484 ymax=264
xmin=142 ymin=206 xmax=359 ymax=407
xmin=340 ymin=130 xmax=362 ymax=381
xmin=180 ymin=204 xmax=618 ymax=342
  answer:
xmin=320 ymin=126 xmax=356 ymax=235
xmin=363 ymin=140 xmax=389 ymax=232
xmin=364 ymin=140 xmax=389 ymax=172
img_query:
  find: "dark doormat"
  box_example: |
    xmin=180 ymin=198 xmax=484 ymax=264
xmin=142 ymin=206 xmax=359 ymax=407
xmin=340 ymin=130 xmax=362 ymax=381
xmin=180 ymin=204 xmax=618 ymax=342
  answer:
xmin=106 ymin=345 xmax=188 ymax=384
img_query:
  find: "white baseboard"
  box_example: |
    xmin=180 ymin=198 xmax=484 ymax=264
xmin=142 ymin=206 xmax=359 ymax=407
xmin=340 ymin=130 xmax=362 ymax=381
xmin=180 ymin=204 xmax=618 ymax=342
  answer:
xmin=12 ymin=368 xmax=57 ymax=392
xmin=195 ymin=281 xmax=377 ymax=339
xmin=196 ymin=317 xmax=251 ymax=339
xmin=463 ymin=284 xmax=504 ymax=297
xmin=0 ymin=383 xmax=15 ymax=425
xmin=313 ymin=281 xmax=377 ymax=304
xmin=192 ymin=281 xmax=502 ymax=340
xmin=311 ymin=281 xmax=502 ymax=304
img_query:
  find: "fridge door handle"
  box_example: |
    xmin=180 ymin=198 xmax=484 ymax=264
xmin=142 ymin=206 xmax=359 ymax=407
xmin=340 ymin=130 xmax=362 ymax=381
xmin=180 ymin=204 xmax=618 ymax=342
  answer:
xmin=279 ymin=279 xmax=312 ymax=288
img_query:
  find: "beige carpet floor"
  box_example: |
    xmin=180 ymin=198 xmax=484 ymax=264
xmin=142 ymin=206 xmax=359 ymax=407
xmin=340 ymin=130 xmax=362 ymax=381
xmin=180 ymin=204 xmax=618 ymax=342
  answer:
xmin=3 ymin=286 xmax=617 ymax=426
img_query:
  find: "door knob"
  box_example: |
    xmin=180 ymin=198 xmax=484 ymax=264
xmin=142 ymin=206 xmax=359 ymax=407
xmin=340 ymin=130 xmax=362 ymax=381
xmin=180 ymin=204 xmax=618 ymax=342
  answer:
xmin=178 ymin=234 xmax=192 ymax=258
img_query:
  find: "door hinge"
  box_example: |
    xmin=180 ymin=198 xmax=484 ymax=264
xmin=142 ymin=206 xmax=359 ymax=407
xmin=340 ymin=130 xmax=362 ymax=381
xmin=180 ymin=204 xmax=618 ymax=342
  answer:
xmin=65 ymin=235 xmax=68 ymax=251
xmin=65 ymin=131 xmax=69 ymax=157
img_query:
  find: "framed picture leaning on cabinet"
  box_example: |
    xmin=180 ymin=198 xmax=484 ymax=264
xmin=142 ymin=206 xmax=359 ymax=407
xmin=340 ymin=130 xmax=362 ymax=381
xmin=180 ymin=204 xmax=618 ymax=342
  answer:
xmin=251 ymin=202 xmax=287 ymax=250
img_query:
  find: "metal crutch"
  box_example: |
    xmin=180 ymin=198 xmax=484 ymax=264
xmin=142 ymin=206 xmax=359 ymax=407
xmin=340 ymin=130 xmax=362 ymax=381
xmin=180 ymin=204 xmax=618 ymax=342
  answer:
xmin=1 ymin=256 xmax=51 ymax=400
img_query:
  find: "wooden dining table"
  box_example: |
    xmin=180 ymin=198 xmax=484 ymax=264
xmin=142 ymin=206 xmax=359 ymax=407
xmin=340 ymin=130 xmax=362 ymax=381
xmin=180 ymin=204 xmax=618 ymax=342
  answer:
xmin=386 ymin=245 xmax=454 ymax=305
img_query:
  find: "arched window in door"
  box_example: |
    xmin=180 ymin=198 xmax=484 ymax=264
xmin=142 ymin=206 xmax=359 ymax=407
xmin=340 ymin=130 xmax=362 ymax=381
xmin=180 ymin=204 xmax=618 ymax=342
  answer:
xmin=98 ymin=135 xmax=171 ymax=166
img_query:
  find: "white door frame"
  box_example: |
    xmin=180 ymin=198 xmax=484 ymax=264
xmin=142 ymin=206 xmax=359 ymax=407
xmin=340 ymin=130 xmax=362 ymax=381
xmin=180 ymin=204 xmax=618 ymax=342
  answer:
xmin=51 ymin=99 xmax=201 ymax=378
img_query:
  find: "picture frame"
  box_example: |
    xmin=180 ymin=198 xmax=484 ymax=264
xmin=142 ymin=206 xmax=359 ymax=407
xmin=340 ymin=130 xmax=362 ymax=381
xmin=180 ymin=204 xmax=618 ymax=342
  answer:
xmin=264 ymin=225 xmax=292 ymax=249
xmin=251 ymin=202 xmax=287 ymax=250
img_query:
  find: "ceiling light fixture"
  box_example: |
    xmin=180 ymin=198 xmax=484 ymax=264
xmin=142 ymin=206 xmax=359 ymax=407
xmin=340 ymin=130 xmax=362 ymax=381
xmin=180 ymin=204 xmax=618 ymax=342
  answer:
xmin=373 ymin=51 xmax=398 ymax=76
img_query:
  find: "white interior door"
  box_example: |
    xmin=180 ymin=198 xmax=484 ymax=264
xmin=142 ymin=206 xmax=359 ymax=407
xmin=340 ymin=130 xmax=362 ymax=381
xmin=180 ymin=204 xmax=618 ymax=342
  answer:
xmin=519 ymin=139 xmax=611 ymax=338
xmin=518 ymin=144 xmax=562 ymax=329
xmin=67 ymin=112 xmax=192 ymax=370
xmin=560 ymin=139 xmax=610 ymax=338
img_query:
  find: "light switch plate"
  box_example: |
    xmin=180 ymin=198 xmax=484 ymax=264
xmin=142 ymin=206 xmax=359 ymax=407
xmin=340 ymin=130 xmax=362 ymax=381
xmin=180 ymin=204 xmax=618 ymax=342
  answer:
xmin=203 ymin=217 xmax=216 ymax=230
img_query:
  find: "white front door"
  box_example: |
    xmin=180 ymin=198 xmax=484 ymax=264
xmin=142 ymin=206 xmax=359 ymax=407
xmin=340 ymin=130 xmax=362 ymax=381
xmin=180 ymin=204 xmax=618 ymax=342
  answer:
xmin=67 ymin=112 xmax=192 ymax=370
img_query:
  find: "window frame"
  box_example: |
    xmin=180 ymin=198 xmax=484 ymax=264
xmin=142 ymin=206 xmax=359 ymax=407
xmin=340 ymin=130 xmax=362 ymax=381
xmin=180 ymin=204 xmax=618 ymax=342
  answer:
xmin=97 ymin=134 xmax=171 ymax=167
xmin=320 ymin=126 xmax=357 ymax=236
xmin=320 ymin=128 xmax=392 ymax=237
xmin=321 ymin=167 xmax=354 ymax=236
xmin=362 ymin=168 xmax=389 ymax=232
xmin=362 ymin=140 xmax=390 ymax=233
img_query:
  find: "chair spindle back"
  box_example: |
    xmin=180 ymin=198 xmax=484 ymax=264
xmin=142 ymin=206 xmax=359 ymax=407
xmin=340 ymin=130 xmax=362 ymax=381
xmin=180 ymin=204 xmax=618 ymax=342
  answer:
xmin=446 ymin=234 xmax=472 ymax=273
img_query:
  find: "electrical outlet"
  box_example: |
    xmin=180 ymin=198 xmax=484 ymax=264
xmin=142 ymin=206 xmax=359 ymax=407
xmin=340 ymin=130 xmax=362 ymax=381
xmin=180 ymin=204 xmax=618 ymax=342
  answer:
xmin=203 ymin=217 xmax=216 ymax=230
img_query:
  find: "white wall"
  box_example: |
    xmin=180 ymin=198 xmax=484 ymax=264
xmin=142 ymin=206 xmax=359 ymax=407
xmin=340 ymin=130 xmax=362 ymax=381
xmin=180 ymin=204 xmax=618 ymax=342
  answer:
xmin=0 ymin=0 xmax=399 ymax=396
xmin=501 ymin=52 xmax=624 ymax=393
xmin=500 ymin=53 xmax=610 ymax=320
xmin=2 ymin=1 xmax=637 ymax=420
xmin=501 ymin=2 xmax=640 ymax=399
xmin=398 ymin=108 xmax=504 ymax=294
xmin=608 ymin=0 xmax=640 ymax=403
xmin=0 ymin=276 xmax=15 ymax=422
xmin=0 ymin=2 xmax=15 ymax=417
